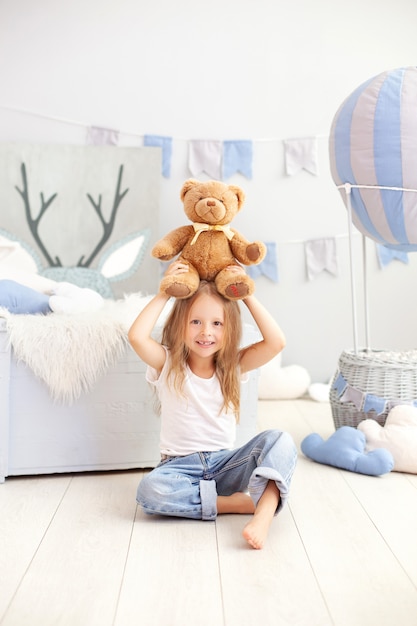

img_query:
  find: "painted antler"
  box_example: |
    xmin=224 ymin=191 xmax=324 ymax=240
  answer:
xmin=79 ymin=164 xmax=129 ymax=267
xmin=15 ymin=162 xmax=61 ymax=266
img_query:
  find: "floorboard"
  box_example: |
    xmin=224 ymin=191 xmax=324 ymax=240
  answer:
xmin=1 ymin=399 xmax=417 ymax=626
xmin=342 ymin=470 xmax=417 ymax=587
xmin=291 ymin=458 xmax=417 ymax=626
xmin=1 ymin=471 xmax=139 ymax=626
xmin=0 ymin=475 xmax=71 ymax=619
xmin=114 ymin=502 xmax=223 ymax=626
xmin=216 ymin=508 xmax=332 ymax=626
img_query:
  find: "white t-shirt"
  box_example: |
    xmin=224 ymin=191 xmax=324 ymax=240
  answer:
xmin=146 ymin=348 xmax=244 ymax=456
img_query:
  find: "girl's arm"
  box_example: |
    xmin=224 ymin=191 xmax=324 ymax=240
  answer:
xmin=128 ymin=292 xmax=170 ymax=371
xmin=238 ymin=294 xmax=286 ymax=374
xmin=128 ymin=261 xmax=189 ymax=371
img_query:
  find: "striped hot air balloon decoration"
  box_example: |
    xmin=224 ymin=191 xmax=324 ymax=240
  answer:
xmin=329 ymin=66 xmax=417 ymax=252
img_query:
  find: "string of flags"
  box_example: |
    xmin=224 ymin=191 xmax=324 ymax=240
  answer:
xmin=376 ymin=244 xmax=409 ymax=268
xmin=304 ymin=237 xmax=338 ymax=281
xmin=87 ymin=125 xmax=319 ymax=180
xmin=247 ymin=242 xmax=279 ymax=282
xmin=144 ymin=135 xmax=173 ymax=177
xmin=248 ymin=236 xmax=409 ymax=284
xmin=0 ymin=105 xmax=324 ymax=178
xmin=284 ymin=137 xmax=319 ymax=176
xmin=332 ymin=371 xmax=417 ymax=415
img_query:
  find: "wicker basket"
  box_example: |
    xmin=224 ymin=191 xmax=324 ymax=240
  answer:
xmin=330 ymin=349 xmax=417 ymax=429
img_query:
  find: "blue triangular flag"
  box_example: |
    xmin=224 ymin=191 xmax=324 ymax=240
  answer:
xmin=144 ymin=135 xmax=173 ymax=178
xmin=222 ymin=140 xmax=253 ymax=179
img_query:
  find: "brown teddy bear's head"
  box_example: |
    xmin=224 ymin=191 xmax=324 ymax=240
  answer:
xmin=180 ymin=178 xmax=245 ymax=225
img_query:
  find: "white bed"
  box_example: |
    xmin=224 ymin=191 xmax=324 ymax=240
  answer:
xmin=0 ymin=315 xmax=260 ymax=483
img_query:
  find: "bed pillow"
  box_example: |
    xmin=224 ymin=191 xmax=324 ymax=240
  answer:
xmin=0 ymin=280 xmax=51 ymax=314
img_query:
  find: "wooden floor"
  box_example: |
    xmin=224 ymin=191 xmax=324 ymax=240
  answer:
xmin=1 ymin=399 xmax=417 ymax=626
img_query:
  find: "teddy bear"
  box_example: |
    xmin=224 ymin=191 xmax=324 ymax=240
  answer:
xmin=151 ymin=178 xmax=267 ymax=300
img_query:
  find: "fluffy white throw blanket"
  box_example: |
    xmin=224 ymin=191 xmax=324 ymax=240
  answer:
xmin=1 ymin=293 xmax=152 ymax=404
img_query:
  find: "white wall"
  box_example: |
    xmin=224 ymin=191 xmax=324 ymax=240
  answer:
xmin=1 ymin=0 xmax=417 ymax=382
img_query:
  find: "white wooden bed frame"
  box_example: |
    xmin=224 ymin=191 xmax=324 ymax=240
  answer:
xmin=0 ymin=320 xmax=259 ymax=483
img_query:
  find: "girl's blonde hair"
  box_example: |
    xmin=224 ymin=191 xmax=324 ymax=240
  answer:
xmin=161 ymin=281 xmax=243 ymax=420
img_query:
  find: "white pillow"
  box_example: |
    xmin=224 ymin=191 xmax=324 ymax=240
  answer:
xmin=49 ymin=282 xmax=104 ymax=314
xmin=258 ymin=354 xmax=311 ymax=400
xmin=0 ymin=236 xmax=57 ymax=293
xmin=0 ymin=236 xmax=39 ymax=273
xmin=0 ymin=268 xmax=57 ymax=294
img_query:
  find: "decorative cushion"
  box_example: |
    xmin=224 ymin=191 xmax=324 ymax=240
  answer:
xmin=0 ymin=280 xmax=51 ymax=314
xmin=301 ymin=426 xmax=394 ymax=476
xmin=49 ymin=282 xmax=104 ymax=314
xmin=308 ymin=382 xmax=330 ymax=402
xmin=258 ymin=353 xmax=311 ymax=400
xmin=358 ymin=405 xmax=417 ymax=473
xmin=0 ymin=235 xmax=39 ymax=273
xmin=0 ymin=269 xmax=57 ymax=294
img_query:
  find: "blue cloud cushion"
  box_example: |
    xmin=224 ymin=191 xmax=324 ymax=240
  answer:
xmin=301 ymin=426 xmax=394 ymax=476
xmin=0 ymin=279 xmax=51 ymax=314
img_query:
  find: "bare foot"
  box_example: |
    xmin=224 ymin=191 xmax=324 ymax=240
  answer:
xmin=217 ymin=492 xmax=255 ymax=515
xmin=242 ymin=481 xmax=280 ymax=550
xmin=243 ymin=515 xmax=274 ymax=550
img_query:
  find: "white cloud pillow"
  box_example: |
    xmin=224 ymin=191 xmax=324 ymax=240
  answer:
xmin=258 ymin=353 xmax=311 ymax=400
xmin=358 ymin=404 xmax=417 ymax=473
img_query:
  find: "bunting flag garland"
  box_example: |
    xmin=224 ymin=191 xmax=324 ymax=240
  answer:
xmin=86 ymin=125 xmax=119 ymax=146
xmin=284 ymin=137 xmax=318 ymax=176
xmin=246 ymin=242 xmax=279 ymax=282
xmin=333 ymin=371 xmax=417 ymax=414
xmin=333 ymin=370 xmax=348 ymax=396
xmin=304 ymin=237 xmax=338 ymax=281
xmin=188 ymin=140 xmax=222 ymax=179
xmin=144 ymin=135 xmax=173 ymax=178
xmin=222 ymin=140 xmax=253 ymax=180
xmin=376 ymin=243 xmax=409 ymax=268
xmin=0 ymin=105 xmax=322 ymax=180
xmin=362 ymin=393 xmax=387 ymax=415
xmin=340 ymin=384 xmax=364 ymax=409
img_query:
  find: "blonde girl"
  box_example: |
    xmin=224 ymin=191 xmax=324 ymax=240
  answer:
xmin=128 ymin=263 xmax=297 ymax=549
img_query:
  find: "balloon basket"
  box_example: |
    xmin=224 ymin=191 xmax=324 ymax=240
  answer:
xmin=329 ymin=348 xmax=417 ymax=429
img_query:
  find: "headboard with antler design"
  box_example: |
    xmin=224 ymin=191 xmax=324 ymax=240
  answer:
xmin=0 ymin=143 xmax=161 ymax=297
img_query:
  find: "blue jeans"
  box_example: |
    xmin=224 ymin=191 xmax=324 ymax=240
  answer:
xmin=136 ymin=429 xmax=297 ymax=521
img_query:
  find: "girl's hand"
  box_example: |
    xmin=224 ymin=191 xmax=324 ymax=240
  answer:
xmin=164 ymin=261 xmax=189 ymax=277
xmin=223 ymin=264 xmax=245 ymax=274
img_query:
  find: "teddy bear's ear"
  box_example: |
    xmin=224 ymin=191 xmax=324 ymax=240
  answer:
xmin=180 ymin=179 xmax=200 ymax=201
xmin=228 ymin=185 xmax=246 ymax=210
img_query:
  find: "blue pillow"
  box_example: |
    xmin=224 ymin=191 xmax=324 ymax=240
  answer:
xmin=301 ymin=426 xmax=394 ymax=476
xmin=0 ymin=279 xmax=51 ymax=314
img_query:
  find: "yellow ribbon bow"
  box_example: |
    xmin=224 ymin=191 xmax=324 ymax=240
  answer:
xmin=190 ymin=223 xmax=235 ymax=245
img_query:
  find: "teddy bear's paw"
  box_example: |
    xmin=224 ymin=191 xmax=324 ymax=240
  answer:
xmin=165 ymin=282 xmax=192 ymax=298
xmin=246 ymin=243 xmax=263 ymax=262
xmin=224 ymin=282 xmax=250 ymax=300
